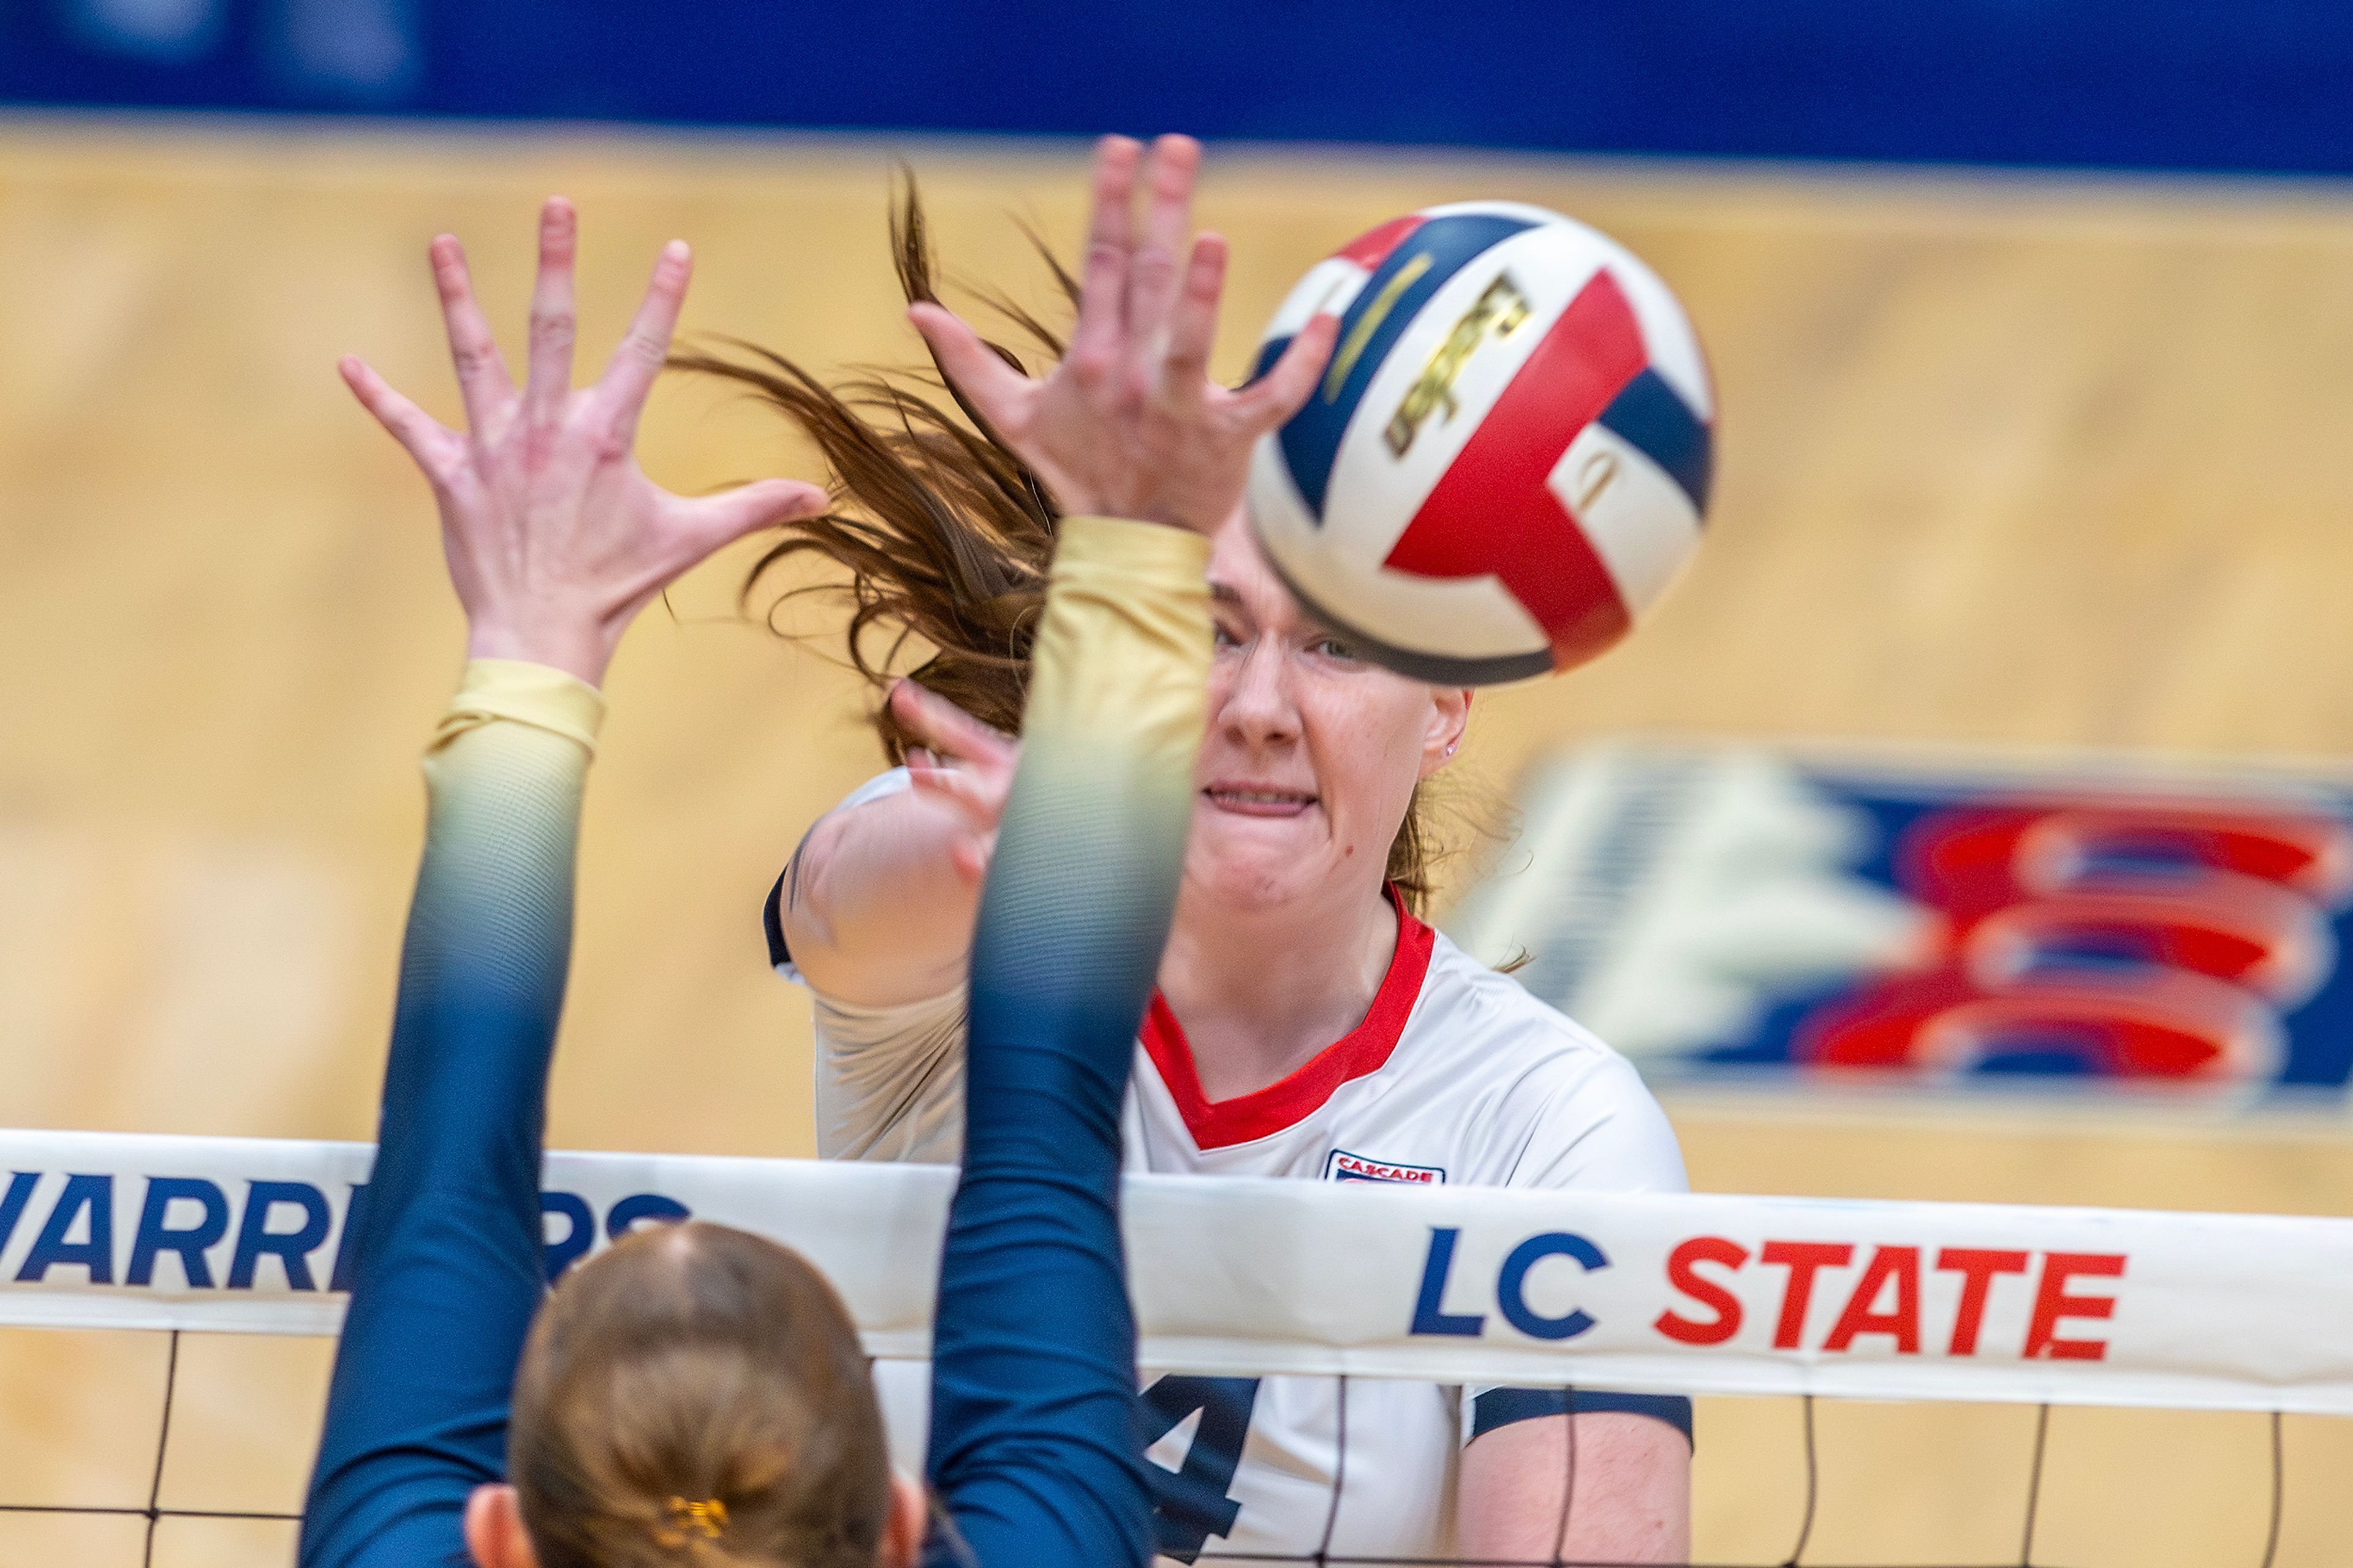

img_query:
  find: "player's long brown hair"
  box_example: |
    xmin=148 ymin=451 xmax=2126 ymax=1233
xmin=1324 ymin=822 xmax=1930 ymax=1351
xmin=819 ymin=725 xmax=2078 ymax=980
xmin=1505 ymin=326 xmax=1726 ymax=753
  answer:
xmin=672 ymin=180 xmax=1445 ymax=911
xmin=507 ymin=1220 xmax=892 ymax=1568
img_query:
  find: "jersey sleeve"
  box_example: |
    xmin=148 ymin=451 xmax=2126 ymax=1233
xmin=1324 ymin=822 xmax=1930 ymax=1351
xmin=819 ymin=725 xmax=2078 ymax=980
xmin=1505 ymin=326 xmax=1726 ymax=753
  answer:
xmin=300 ymin=661 xmax=603 ymax=1568
xmin=810 ymin=984 xmax=969 ymax=1161
xmin=1468 ymin=1043 xmax=1694 ymax=1449
xmin=1504 ymin=1049 xmax=1688 ymax=1196
xmin=924 ymin=516 xmax=1210 ymax=1568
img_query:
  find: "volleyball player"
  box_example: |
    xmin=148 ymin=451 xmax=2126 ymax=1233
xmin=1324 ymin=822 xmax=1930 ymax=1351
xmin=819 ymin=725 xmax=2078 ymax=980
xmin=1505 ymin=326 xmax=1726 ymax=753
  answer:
xmin=716 ymin=137 xmax=1695 ymax=1564
xmin=301 ymin=195 xmax=1252 ymax=1568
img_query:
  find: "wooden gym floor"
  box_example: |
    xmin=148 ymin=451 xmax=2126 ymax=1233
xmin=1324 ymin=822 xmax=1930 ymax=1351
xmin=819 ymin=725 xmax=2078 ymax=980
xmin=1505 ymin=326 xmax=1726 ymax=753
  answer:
xmin=1 ymin=116 xmax=2351 ymax=1565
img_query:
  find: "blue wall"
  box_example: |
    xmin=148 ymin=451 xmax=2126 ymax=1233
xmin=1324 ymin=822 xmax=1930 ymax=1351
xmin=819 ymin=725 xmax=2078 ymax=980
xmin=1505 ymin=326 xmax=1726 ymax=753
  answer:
xmin=5 ymin=0 xmax=2351 ymax=176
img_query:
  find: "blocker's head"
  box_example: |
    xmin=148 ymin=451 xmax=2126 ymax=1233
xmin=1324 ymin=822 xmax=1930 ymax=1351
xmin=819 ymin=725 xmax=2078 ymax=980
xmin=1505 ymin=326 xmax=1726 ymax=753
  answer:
xmin=1247 ymin=201 xmax=1715 ymax=685
xmin=1188 ymin=510 xmax=1469 ymax=917
xmin=463 ymin=1220 xmax=925 ymax=1568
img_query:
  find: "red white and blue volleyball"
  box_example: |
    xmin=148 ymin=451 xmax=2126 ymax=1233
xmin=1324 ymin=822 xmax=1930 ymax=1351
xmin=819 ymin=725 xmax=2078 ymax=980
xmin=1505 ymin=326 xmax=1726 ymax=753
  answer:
xmin=1247 ymin=202 xmax=1716 ymax=686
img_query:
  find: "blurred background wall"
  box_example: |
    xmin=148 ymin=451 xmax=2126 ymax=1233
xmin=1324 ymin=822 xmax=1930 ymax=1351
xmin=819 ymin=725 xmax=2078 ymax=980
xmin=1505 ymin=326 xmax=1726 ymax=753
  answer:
xmin=5 ymin=0 xmax=2353 ymax=173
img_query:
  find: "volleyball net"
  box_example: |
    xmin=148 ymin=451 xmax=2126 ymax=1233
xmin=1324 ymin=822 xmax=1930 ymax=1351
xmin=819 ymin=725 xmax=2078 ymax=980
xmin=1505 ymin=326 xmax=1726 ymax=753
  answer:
xmin=0 ymin=1127 xmax=2341 ymax=1566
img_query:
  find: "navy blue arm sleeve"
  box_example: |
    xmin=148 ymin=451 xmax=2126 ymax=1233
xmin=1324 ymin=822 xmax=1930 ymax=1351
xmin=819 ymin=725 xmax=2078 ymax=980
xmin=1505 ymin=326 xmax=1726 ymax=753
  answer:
xmin=300 ymin=665 xmax=601 ymax=1568
xmin=923 ymin=518 xmax=1211 ymax=1568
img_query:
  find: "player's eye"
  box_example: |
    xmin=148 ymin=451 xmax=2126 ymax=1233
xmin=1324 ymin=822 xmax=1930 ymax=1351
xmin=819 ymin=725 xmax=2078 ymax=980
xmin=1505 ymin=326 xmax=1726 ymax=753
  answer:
xmin=1308 ymin=635 xmax=1363 ymax=663
xmin=1212 ymin=622 xmax=1245 ymax=653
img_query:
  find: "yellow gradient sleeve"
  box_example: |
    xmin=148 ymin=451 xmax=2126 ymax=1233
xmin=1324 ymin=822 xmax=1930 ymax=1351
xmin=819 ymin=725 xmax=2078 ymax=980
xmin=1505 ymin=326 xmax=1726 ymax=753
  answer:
xmin=934 ymin=515 xmax=1212 ymax=1565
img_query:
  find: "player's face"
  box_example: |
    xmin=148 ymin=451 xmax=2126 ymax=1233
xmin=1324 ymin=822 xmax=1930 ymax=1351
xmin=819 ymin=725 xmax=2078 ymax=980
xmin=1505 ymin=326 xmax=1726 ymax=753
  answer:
xmin=1188 ymin=510 xmax=1469 ymax=914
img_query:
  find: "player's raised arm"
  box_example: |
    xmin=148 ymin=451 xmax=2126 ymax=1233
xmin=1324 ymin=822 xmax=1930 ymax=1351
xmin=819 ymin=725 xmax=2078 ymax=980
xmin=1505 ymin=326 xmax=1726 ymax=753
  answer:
xmin=775 ymin=677 xmax=1015 ymax=1007
xmin=915 ymin=134 xmax=1334 ymax=1567
xmin=773 ymin=136 xmax=1339 ymax=1018
xmin=301 ymin=201 xmax=829 ymax=1568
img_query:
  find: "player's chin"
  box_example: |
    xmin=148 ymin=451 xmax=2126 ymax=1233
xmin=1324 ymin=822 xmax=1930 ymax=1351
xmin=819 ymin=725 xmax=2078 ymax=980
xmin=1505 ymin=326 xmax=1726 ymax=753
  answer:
xmin=1184 ymin=819 xmax=1328 ymax=908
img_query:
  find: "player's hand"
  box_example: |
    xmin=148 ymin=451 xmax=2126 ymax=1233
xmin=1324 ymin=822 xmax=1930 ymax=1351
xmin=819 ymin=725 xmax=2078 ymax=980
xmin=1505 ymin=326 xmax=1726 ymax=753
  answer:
xmin=908 ymin=135 xmax=1339 ymax=537
xmin=892 ymin=680 xmax=1018 ymax=884
xmin=341 ymin=197 xmax=826 ymax=687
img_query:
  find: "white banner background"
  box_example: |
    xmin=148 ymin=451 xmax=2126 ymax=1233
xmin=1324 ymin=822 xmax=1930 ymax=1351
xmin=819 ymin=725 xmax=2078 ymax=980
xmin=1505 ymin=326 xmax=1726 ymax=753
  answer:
xmin=1 ymin=1130 xmax=2347 ymax=1414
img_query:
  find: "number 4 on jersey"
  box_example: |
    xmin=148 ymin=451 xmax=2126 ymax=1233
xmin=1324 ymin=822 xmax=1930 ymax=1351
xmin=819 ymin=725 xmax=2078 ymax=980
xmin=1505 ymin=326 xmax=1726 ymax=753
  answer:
xmin=1139 ymin=1375 xmax=1260 ymax=1562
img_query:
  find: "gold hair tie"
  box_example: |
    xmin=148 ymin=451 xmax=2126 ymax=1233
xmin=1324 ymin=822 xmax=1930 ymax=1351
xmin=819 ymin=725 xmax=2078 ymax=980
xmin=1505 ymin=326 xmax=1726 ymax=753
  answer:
xmin=658 ymin=1496 xmax=729 ymax=1545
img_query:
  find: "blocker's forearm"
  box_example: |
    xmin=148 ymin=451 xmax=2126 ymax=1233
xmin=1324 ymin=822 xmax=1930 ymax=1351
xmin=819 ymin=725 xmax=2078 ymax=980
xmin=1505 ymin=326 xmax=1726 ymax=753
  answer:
xmin=301 ymin=662 xmax=601 ymax=1568
xmin=928 ymin=515 xmax=1213 ymax=1568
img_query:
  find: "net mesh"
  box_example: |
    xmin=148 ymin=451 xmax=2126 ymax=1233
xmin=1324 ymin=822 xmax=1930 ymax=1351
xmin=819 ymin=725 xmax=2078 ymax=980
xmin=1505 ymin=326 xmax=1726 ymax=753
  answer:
xmin=1173 ymin=1382 xmax=2292 ymax=1568
xmin=0 ymin=1327 xmax=2310 ymax=1568
xmin=0 ymin=1328 xmax=303 ymax=1563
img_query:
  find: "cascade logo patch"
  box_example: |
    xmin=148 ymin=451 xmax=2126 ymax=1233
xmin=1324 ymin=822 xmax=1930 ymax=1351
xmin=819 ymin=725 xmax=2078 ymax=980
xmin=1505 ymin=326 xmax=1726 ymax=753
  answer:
xmin=1327 ymin=1149 xmax=1446 ymax=1184
xmin=1447 ymin=741 xmax=2353 ymax=1102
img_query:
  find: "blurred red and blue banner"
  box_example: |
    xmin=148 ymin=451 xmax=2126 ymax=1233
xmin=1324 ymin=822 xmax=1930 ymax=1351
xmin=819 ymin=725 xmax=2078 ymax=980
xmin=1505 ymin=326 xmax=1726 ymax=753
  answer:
xmin=1449 ymin=743 xmax=2353 ymax=1104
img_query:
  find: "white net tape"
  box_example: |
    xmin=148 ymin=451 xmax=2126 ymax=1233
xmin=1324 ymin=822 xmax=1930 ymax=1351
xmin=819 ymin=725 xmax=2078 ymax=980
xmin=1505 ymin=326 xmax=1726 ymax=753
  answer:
xmin=0 ymin=1127 xmax=2346 ymax=1414
xmin=1 ymin=1128 xmax=2339 ymax=1567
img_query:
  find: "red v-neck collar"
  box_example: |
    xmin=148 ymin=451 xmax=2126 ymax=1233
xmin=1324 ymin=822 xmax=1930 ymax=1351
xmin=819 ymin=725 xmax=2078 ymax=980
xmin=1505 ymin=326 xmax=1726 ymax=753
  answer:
xmin=1140 ymin=885 xmax=1437 ymax=1151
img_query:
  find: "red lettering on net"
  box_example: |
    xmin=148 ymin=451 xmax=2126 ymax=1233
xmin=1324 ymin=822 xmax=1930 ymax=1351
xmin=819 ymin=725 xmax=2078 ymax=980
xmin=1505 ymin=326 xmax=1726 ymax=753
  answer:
xmin=2026 ymin=1252 xmax=2126 ymax=1361
xmin=1655 ymin=1236 xmax=1748 ymax=1346
xmin=1934 ymin=1248 xmax=2030 ymax=1356
xmin=1822 ymin=1245 xmax=1922 ymax=1354
xmin=1758 ymin=1241 xmax=1854 ymax=1350
xmin=1379 ymin=271 xmax=1645 ymax=670
xmin=1651 ymin=1240 xmax=2122 ymax=1363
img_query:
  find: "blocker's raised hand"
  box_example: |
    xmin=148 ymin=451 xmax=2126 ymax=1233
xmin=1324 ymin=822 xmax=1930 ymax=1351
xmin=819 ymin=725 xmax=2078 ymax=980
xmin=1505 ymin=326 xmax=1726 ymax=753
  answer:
xmin=342 ymin=198 xmax=825 ymax=686
xmin=909 ymin=135 xmax=1339 ymax=537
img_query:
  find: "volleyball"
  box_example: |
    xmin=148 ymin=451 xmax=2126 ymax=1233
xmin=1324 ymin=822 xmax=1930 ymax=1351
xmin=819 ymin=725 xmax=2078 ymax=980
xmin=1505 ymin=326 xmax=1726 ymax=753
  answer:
xmin=1246 ymin=202 xmax=1716 ymax=686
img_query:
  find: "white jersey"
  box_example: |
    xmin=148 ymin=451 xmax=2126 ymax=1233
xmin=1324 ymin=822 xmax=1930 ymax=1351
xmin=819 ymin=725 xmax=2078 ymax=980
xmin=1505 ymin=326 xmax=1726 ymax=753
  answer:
xmin=775 ymin=776 xmax=1688 ymax=1563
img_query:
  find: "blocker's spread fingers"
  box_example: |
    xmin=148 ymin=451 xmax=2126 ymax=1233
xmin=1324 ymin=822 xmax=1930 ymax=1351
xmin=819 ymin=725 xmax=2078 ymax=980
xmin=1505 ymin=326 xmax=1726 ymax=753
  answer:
xmin=1123 ymin=135 xmax=1203 ymax=376
xmin=340 ymin=355 xmax=459 ymax=481
xmin=596 ymin=240 xmax=692 ymax=443
xmin=428 ymin=236 xmax=512 ymax=433
xmin=1161 ymin=232 xmax=1228 ymax=400
xmin=909 ymin=301 xmax=1033 ymax=437
xmin=1234 ymin=310 xmax=1341 ymax=434
xmin=1068 ymin=137 xmax=1142 ymax=382
xmin=522 ymin=197 xmax=580 ymax=427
